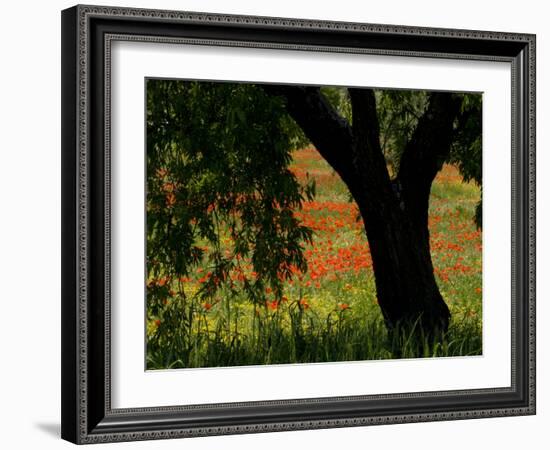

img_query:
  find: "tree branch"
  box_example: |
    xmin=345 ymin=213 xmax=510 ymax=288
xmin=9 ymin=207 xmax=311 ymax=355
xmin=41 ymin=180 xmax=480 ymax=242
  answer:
xmin=348 ymin=88 xmax=392 ymax=195
xmin=397 ymin=92 xmax=462 ymax=230
xmin=260 ymin=85 xmax=358 ymax=193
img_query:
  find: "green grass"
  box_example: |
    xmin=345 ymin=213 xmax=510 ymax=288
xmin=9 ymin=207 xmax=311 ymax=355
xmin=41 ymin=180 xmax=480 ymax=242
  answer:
xmin=146 ymin=148 xmax=482 ymax=369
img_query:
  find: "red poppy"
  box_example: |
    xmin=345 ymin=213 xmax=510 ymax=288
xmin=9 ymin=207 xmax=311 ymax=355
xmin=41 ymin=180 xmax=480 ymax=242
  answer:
xmin=165 ymin=192 xmax=176 ymax=207
xmin=162 ymin=182 xmax=175 ymax=193
xmin=267 ymin=300 xmax=279 ymax=310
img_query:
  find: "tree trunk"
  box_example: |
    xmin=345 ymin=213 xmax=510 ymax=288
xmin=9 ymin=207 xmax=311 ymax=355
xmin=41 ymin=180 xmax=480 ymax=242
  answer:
xmin=354 ymin=195 xmax=450 ymax=336
xmin=346 ymin=88 xmax=457 ymax=338
xmin=261 ymin=85 xmax=461 ymax=339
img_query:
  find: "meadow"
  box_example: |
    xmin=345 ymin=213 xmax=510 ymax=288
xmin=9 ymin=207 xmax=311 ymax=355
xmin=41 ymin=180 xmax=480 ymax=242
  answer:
xmin=146 ymin=147 xmax=482 ymax=369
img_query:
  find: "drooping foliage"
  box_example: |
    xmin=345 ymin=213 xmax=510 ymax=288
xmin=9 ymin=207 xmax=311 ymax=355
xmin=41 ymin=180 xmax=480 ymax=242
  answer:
xmin=146 ymin=80 xmax=314 ymax=316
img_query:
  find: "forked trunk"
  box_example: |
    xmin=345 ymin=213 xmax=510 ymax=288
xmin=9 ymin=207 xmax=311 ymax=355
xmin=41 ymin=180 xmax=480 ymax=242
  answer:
xmin=262 ymin=85 xmax=461 ymax=341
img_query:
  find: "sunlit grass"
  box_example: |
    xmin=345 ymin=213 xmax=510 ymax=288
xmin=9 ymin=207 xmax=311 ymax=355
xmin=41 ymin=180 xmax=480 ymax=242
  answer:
xmin=147 ymin=147 xmax=482 ymax=369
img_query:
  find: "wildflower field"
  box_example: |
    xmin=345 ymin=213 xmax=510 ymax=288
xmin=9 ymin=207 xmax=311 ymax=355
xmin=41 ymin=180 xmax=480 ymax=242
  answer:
xmin=146 ymin=146 xmax=482 ymax=369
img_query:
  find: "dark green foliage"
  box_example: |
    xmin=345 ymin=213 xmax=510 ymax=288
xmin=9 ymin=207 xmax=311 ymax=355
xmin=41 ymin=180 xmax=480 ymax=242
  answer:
xmin=376 ymin=90 xmax=429 ymax=174
xmin=147 ymin=80 xmax=315 ymax=314
xmin=320 ymin=86 xmax=352 ymax=122
xmin=449 ymin=93 xmax=483 ymax=228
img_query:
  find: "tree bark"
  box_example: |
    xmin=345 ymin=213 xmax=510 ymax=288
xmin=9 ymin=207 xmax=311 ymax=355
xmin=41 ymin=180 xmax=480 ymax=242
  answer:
xmin=262 ymin=85 xmax=462 ymax=339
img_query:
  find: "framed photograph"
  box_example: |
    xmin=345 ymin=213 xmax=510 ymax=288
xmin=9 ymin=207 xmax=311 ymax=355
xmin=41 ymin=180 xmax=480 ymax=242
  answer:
xmin=61 ymin=4 xmax=536 ymax=444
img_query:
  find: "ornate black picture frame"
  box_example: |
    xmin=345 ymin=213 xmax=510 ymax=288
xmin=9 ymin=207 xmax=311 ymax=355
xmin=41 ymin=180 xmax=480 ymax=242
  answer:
xmin=61 ymin=4 xmax=536 ymax=444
